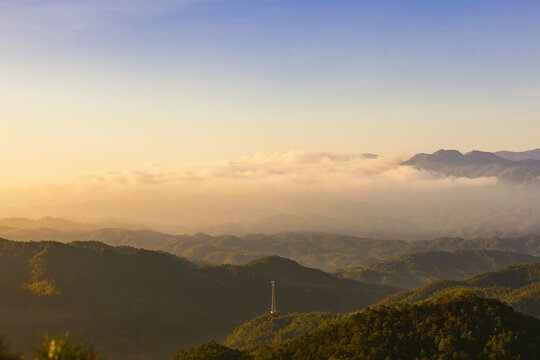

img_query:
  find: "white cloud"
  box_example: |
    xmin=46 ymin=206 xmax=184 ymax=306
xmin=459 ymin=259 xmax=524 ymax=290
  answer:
xmin=1 ymin=151 xmax=533 ymax=232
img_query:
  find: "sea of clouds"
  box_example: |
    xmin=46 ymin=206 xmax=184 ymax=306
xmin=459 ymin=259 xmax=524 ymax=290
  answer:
xmin=0 ymin=151 xmax=502 ymax=223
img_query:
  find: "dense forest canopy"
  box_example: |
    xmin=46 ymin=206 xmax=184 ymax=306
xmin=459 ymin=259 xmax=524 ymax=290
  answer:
xmin=224 ymin=312 xmax=342 ymax=348
xmin=173 ymin=295 xmax=540 ymax=360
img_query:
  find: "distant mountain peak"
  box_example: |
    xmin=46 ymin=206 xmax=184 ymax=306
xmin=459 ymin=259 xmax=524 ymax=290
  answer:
xmin=433 ymin=149 xmax=462 ymax=156
xmin=401 ymin=149 xmax=540 ymax=184
xmin=432 ymin=149 xmax=465 ymax=161
xmin=464 ymin=150 xmax=507 ymax=164
xmin=245 ymin=255 xmax=301 ymax=268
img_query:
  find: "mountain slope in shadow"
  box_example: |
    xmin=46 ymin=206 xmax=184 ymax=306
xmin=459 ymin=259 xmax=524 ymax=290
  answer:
xmin=0 ymin=238 xmax=395 ymax=360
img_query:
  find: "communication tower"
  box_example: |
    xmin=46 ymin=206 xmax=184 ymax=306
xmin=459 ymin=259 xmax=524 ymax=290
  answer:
xmin=270 ymin=280 xmax=277 ymax=314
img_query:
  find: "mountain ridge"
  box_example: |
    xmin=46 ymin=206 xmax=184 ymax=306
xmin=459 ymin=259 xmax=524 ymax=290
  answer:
xmin=334 ymin=249 xmax=539 ymax=289
xmin=1 ymin=227 xmax=539 ymax=271
xmin=377 ymin=262 xmax=540 ymax=318
xmin=401 ymin=148 xmax=540 ymax=184
xmin=496 ymin=148 xmax=540 ymax=161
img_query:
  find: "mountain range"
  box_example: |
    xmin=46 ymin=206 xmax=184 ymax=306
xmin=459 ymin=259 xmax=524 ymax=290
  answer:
xmin=1 ymin=224 xmax=538 ymax=271
xmin=401 ymin=149 xmax=540 ymax=184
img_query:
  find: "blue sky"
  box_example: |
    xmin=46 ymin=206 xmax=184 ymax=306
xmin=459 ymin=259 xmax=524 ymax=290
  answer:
xmin=1 ymin=0 xmax=539 ymax=176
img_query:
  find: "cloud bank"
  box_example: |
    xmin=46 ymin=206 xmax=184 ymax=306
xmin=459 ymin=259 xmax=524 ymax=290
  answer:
xmin=3 ymin=151 xmax=497 ymax=192
xmin=1 ymin=151 xmax=538 ymax=240
xmin=0 ymin=151 xmax=507 ymax=228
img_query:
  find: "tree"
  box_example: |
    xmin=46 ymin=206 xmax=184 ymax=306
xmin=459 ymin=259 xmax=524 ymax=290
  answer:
xmin=35 ymin=333 xmax=101 ymax=360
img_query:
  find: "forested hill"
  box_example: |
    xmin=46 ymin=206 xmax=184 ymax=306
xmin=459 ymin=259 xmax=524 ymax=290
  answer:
xmin=0 ymin=238 xmax=394 ymax=360
xmin=378 ymin=262 xmax=540 ymax=318
xmin=334 ymin=249 xmax=539 ymax=289
xmin=172 ymin=295 xmax=540 ymax=360
xmin=224 ymin=312 xmax=342 ymax=349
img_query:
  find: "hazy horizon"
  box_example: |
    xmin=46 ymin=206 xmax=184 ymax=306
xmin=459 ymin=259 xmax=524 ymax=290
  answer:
xmin=1 ymin=148 xmax=539 ymax=239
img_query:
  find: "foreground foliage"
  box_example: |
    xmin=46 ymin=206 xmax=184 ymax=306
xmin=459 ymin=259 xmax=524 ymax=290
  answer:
xmin=36 ymin=333 xmax=100 ymax=360
xmin=0 ymin=334 xmax=102 ymax=360
xmin=0 ymin=337 xmax=20 ymax=360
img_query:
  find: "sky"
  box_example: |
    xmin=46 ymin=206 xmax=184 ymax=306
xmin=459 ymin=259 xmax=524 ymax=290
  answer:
xmin=0 ymin=0 xmax=539 ymax=226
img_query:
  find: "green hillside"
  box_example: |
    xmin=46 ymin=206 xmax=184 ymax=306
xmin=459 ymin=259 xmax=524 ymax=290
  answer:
xmin=378 ymin=262 xmax=540 ymax=317
xmin=173 ymin=295 xmax=540 ymax=360
xmin=224 ymin=312 xmax=342 ymax=349
xmin=334 ymin=249 xmax=539 ymax=289
xmin=0 ymin=238 xmax=394 ymax=360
